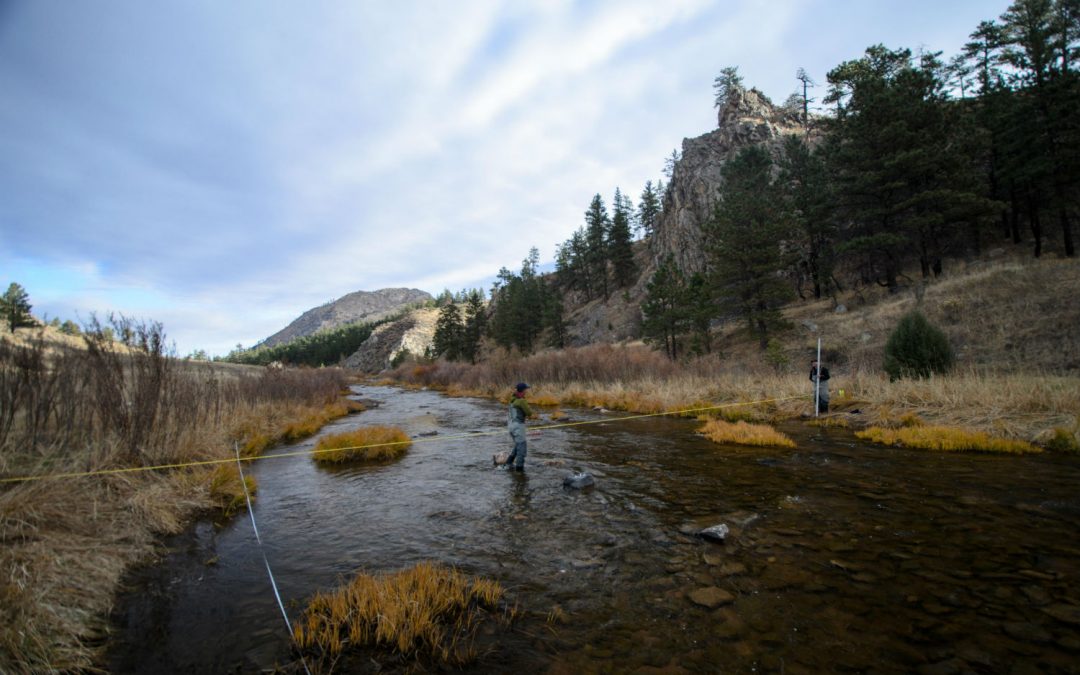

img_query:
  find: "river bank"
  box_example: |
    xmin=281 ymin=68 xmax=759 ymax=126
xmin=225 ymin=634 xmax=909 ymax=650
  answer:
xmin=0 ymin=328 xmax=362 ymax=673
xmin=383 ymin=348 xmax=1080 ymax=451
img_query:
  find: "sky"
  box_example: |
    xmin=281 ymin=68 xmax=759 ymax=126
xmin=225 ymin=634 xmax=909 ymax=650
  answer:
xmin=0 ymin=0 xmax=1013 ymax=356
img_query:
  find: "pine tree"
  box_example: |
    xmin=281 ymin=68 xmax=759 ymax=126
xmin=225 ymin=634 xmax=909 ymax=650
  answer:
xmin=461 ymin=289 xmax=486 ymax=364
xmin=713 ymin=66 xmax=744 ymax=109
xmin=641 ymin=257 xmax=688 ymax=360
xmin=704 ymin=146 xmax=793 ymax=349
xmin=1 ymin=283 xmax=34 ymax=332
xmin=584 ymin=194 xmax=611 ymax=300
xmin=609 ymin=188 xmax=637 ymax=289
xmin=433 ymin=302 xmax=465 ymax=360
xmin=637 ymin=180 xmax=662 ymax=238
xmin=778 ymin=135 xmax=836 ymax=299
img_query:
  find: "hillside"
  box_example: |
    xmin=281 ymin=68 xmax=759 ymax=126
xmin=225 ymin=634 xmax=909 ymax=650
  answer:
xmin=260 ymin=288 xmax=433 ymax=347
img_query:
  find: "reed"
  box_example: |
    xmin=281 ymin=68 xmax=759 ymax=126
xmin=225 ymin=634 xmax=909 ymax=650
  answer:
xmin=699 ymin=418 xmax=796 ymax=448
xmin=312 ymin=426 xmax=412 ymax=464
xmin=292 ymin=561 xmax=512 ymax=668
xmin=0 ymin=322 xmax=360 ymax=672
xmin=856 ymin=425 xmax=1042 ymax=454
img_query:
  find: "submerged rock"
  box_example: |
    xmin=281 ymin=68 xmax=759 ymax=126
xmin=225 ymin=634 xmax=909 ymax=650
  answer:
xmin=688 ymin=586 xmax=735 ymax=608
xmin=563 ymin=472 xmax=595 ymax=489
xmin=699 ymin=524 xmax=730 ymax=543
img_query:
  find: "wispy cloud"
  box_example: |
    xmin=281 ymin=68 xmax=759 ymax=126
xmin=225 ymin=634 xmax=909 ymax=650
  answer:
xmin=0 ymin=0 xmax=1012 ymax=354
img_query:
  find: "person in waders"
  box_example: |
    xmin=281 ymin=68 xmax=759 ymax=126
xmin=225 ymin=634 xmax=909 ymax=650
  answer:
xmin=506 ymin=382 xmax=533 ymax=472
xmin=810 ymin=359 xmax=830 ymax=414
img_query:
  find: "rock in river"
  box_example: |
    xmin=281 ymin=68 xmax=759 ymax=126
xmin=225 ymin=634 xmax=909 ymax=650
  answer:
xmin=688 ymin=586 xmax=735 ymax=609
xmin=563 ymin=472 xmax=595 ymax=489
xmin=699 ymin=524 xmax=730 ymax=543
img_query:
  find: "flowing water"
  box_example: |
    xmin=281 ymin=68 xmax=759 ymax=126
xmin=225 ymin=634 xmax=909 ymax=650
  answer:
xmin=109 ymin=385 xmax=1080 ymax=673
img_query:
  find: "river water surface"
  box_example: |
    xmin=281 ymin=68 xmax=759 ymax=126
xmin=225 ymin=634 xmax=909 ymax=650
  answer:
xmin=110 ymin=385 xmax=1080 ymax=673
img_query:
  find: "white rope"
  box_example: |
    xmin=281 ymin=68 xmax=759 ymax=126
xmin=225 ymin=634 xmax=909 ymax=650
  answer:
xmin=235 ymin=443 xmax=313 ymax=675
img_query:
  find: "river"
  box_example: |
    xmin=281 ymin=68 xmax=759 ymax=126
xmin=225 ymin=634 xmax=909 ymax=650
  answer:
xmin=109 ymin=385 xmax=1080 ymax=673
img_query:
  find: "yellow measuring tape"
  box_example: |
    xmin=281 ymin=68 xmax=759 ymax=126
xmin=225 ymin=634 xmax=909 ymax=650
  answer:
xmin=0 ymin=395 xmax=805 ymax=485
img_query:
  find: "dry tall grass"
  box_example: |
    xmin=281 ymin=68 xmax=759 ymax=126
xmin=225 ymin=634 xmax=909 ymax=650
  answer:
xmin=312 ymin=426 xmax=412 ymax=464
xmin=699 ymin=418 xmax=796 ymax=448
xmin=0 ymin=321 xmax=358 ymax=672
xmin=386 ymin=342 xmax=1079 ymax=447
xmin=293 ymin=561 xmax=513 ymax=669
xmin=856 ymin=425 xmax=1042 ymax=454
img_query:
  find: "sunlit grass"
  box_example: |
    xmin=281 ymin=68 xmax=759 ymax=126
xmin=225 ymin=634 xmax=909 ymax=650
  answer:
xmin=207 ymin=464 xmax=256 ymax=515
xmin=856 ymin=425 xmax=1042 ymax=454
xmin=700 ymin=418 xmax=796 ymax=448
xmin=293 ymin=561 xmax=514 ymax=667
xmin=312 ymin=426 xmax=412 ymax=464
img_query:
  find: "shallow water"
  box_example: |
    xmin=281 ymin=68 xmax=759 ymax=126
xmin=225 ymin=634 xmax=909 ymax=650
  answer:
xmin=109 ymin=385 xmax=1080 ymax=673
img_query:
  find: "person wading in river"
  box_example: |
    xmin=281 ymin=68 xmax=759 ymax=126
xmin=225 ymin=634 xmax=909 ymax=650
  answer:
xmin=506 ymin=382 xmax=534 ymax=472
xmin=810 ymin=359 xmax=830 ymax=414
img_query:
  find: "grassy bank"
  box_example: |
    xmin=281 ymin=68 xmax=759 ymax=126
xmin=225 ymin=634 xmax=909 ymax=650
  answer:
xmin=0 ymin=325 xmax=362 ymax=672
xmin=384 ymin=343 xmax=1080 ymax=449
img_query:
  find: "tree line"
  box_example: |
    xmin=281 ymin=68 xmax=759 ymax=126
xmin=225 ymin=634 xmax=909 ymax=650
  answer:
xmin=643 ymin=0 xmax=1079 ymax=357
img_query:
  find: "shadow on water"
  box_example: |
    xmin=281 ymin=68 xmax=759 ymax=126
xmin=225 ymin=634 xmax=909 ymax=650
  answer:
xmin=109 ymin=386 xmax=1080 ymax=673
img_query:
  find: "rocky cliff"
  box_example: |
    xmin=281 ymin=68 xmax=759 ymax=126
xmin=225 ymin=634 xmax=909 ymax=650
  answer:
xmin=260 ymin=288 xmax=433 ymax=347
xmin=651 ymin=86 xmax=806 ymax=275
xmin=344 ymin=307 xmax=439 ymax=372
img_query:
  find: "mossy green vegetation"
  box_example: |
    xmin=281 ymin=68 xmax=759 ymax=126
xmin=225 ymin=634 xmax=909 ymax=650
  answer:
xmin=292 ymin=561 xmax=515 ymax=668
xmin=312 ymin=426 xmax=412 ymax=463
xmin=856 ymin=425 xmax=1041 ymax=454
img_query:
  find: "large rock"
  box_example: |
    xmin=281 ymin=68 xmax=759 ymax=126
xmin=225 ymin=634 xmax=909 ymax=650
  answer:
xmin=260 ymin=287 xmax=432 ymax=348
xmin=563 ymin=472 xmax=595 ymax=489
xmin=651 ymin=86 xmax=808 ymax=276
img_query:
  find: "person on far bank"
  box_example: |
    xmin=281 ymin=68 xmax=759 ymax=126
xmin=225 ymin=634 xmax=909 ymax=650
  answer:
xmin=810 ymin=359 xmax=830 ymax=414
xmin=506 ymin=382 xmax=534 ymax=472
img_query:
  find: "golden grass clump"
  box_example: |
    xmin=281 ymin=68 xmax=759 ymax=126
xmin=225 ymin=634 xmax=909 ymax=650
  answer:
xmin=312 ymin=426 xmax=412 ymax=464
xmin=208 ymin=464 xmax=256 ymax=515
xmin=856 ymin=425 xmax=1042 ymax=454
xmin=700 ymin=418 xmax=796 ymax=449
xmin=292 ymin=561 xmax=513 ymax=668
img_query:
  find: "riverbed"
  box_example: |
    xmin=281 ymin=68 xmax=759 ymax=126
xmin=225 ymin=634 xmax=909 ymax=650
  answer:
xmin=109 ymin=385 xmax=1080 ymax=673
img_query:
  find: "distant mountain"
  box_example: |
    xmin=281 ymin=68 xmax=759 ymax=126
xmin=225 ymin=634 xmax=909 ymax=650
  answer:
xmin=260 ymin=288 xmax=433 ymax=348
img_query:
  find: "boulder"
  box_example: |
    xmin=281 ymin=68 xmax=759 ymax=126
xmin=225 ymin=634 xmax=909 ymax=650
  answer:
xmin=699 ymin=524 xmax=730 ymax=543
xmin=563 ymin=472 xmax=595 ymax=489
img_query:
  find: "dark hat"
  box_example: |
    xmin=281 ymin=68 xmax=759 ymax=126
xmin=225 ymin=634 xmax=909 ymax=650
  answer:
xmin=515 ymin=382 xmax=530 ymax=392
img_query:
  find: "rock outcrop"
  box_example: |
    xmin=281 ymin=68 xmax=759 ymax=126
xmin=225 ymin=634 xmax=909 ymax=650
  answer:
xmin=260 ymin=288 xmax=432 ymax=347
xmin=344 ymin=307 xmax=439 ymax=372
xmin=651 ymin=86 xmax=806 ymax=275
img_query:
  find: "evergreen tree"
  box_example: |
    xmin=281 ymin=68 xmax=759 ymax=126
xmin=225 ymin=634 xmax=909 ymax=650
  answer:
xmin=433 ymin=302 xmax=465 ymax=361
xmin=637 ymin=180 xmax=662 ymax=238
xmin=488 ymin=249 xmax=547 ymax=354
xmin=461 ymin=289 xmax=486 ymax=364
xmin=641 ymin=257 xmax=688 ymax=360
xmin=609 ymin=188 xmax=637 ymax=289
xmin=704 ymin=146 xmax=793 ymax=349
xmin=778 ymin=135 xmax=836 ymax=299
xmin=825 ymin=45 xmax=996 ymax=286
xmin=1 ymin=283 xmax=34 ymax=331
xmin=584 ymin=194 xmax=611 ymax=300
xmin=998 ymin=0 xmax=1078 ymax=256
xmin=685 ymin=272 xmax=715 ymax=355
xmin=713 ymin=66 xmax=744 ymax=109
xmin=542 ymin=292 xmax=568 ymax=349
xmin=884 ymin=310 xmax=954 ymax=380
